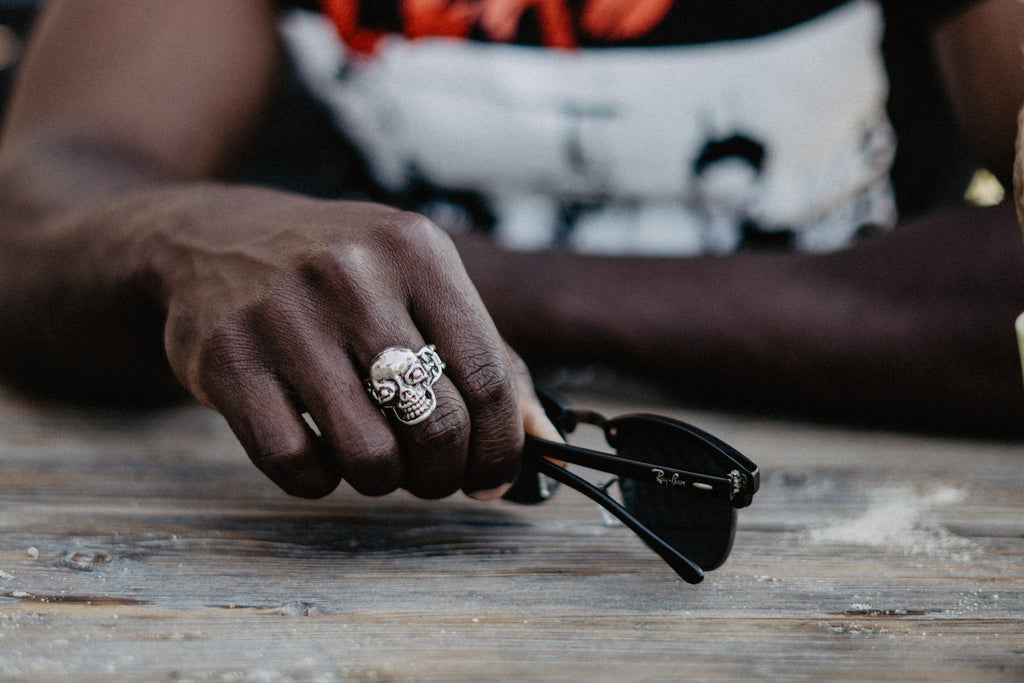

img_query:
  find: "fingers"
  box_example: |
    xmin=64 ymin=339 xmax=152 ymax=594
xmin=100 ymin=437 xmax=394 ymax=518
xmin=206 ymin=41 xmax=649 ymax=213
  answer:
xmin=347 ymin=334 xmax=474 ymax=500
xmin=450 ymin=345 xmax=519 ymax=500
xmin=510 ymin=348 xmax=564 ymax=443
xmin=296 ymin=230 xmax=476 ymax=500
xmin=391 ymin=217 xmax=524 ymax=498
xmin=283 ymin=343 xmax=404 ymax=497
xmin=188 ymin=208 xmax=525 ymax=502
xmin=294 ymin=211 xmax=522 ymax=500
xmin=198 ymin=328 xmax=341 ymax=499
xmin=465 ymin=346 xmax=561 ymax=501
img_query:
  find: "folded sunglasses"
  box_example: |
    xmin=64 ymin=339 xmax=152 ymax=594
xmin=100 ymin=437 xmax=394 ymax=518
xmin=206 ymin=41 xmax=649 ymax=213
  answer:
xmin=504 ymin=385 xmax=759 ymax=584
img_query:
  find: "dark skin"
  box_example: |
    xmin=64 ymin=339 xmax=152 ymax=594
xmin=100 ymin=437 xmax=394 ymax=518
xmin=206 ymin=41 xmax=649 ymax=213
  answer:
xmin=467 ymin=0 xmax=1024 ymax=435
xmin=0 ymin=2 xmax=1021 ymax=508
xmin=460 ymin=200 xmax=1024 ymax=433
xmin=0 ymin=0 xmax=555 ymax=501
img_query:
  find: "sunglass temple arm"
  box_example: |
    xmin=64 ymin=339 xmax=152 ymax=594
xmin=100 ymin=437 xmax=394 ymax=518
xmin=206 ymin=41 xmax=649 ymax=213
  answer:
xmin=536 ymin=457 xmax=705 ymax=584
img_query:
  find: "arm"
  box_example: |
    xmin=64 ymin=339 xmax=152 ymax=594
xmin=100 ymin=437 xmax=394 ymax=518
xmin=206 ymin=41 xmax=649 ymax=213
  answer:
xmin=458 ymin=0 xmax=1024 ymax=436
xmin=461 ymin=204 xmax=1024 ymax=435
xmin=932 ymin=0 xmax=1024 ymax=190
xmin=0 ymin=0 xmax=527 ymax=500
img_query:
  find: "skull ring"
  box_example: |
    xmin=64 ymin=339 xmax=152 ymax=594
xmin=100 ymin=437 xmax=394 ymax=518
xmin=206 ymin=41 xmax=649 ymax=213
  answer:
xmin=366 ymin=345 xmax=446 ymax=425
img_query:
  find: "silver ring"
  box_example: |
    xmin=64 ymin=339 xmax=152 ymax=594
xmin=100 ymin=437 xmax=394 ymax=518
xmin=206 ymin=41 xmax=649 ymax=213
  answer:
xmin=366 ymin=344 xmax=445 ymax=425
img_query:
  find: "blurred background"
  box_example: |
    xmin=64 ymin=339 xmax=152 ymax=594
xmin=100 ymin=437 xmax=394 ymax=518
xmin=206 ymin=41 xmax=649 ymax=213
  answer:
xmin=0 ymin=0 xmax=1004 ymax=208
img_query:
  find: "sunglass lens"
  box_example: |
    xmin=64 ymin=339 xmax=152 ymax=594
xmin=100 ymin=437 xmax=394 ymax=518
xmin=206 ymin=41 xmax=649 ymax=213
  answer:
xmin=611 ymin=418 xmax=737 ymax=570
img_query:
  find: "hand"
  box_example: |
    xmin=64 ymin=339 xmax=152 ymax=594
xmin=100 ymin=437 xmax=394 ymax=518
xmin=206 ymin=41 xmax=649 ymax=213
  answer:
xmin=158 ymin=187 xmax=524 ymax=500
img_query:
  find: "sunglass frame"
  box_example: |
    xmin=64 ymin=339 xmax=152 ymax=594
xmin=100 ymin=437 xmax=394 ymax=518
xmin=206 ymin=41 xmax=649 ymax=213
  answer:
xmin=515 ymin=386 xmax=760 ymax=583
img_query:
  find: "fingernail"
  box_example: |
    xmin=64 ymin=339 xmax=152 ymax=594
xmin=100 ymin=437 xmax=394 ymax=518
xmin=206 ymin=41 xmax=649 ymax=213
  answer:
xmin=524 ymin=410 xmax=564 ymax=443
xmin=531 ymin=418 xmax=564 ymax=442
xmin=468 ymin=482 xmax=513 ymax=501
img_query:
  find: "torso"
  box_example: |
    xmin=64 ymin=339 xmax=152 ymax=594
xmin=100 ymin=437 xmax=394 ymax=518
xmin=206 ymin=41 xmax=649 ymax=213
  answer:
xmin=281 ymin=0 xmax=974 ymax=254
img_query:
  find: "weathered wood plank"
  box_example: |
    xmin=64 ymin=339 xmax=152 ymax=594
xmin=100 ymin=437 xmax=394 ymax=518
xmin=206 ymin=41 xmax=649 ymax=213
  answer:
xmin=1 ymin=386 xmax=1022 ymax=681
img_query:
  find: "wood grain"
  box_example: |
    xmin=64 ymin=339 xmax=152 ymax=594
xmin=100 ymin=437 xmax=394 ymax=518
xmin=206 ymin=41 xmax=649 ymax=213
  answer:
xmin=1 ymin=386 xmax=1021 ymax=681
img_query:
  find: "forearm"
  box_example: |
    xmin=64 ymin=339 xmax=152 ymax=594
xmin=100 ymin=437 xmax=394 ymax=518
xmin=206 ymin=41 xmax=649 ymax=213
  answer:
xmin=0 ymin=138 xmax=311 ymax=405
xmin=932 ymin=0 xmax=1024 ymax=189
xmin=0 ymin=0 xmax=289 ymax=404
xmin=0 ymin=0 xmax=534 ymax=500
xmin=0 ymin=139 xmax=204 ymax=404
xmin=458 ymin=202 xmax=1024 ymax=434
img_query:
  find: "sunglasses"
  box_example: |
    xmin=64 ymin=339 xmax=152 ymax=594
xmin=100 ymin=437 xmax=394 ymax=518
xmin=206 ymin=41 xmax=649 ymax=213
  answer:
xmin=504 ymin=385 xmax=759 ymax=584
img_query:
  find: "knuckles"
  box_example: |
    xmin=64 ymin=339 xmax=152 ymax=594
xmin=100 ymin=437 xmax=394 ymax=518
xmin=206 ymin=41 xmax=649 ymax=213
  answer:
xmin=376 ymin=211 xmax=461 ymax=279
xmin=298 ymin=243 xmax=377 ymax=303
xmin=380 ymin=211 xmax=451 ymax=253
xmin=193 ymin=320 xmax=264 ymax=398
xmin=459 ymin=350 xmax=524 ymax=492
xmin=247 ymin=431 xmax=340 ymax=500
xmin=416 ymin=396 xmax=471 ymax=455
xmin=334 ymin=431 xmax=404 ymax=497
xmin=460 ymin=349 xmax=518 ymax=409
xmin=297 ymin=211 xmax=454 ymax=300
xmin=401 ymin=395 xmax=471 ymax=500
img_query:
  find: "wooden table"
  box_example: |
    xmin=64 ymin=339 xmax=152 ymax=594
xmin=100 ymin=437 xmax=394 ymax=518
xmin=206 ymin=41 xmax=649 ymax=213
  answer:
xmin=1 ymin=384 xmax=1021 ymax=681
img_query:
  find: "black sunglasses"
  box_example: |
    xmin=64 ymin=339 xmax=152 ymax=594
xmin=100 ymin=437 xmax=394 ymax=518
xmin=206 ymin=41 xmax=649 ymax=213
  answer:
xmin=504 ymin=386 xmax=759 ymax=584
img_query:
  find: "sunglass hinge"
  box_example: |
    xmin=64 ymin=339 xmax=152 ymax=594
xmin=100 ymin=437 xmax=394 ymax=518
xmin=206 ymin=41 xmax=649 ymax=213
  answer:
xmin=729 ymin=470 xmax=743 ymax=499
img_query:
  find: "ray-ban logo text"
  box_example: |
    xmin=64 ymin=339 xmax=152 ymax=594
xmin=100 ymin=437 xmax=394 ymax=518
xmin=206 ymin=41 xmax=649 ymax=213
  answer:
xmin=653 ymin=469 xmax=687 ymax=487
